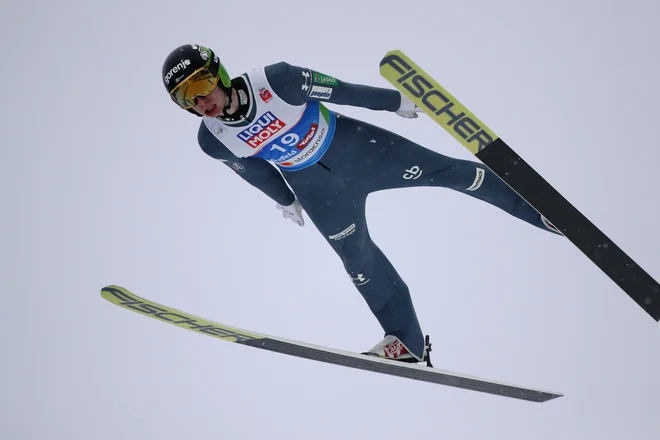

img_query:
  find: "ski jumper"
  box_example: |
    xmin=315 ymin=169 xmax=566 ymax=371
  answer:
xmin=197 ymin=62 xmax=559 ymax=359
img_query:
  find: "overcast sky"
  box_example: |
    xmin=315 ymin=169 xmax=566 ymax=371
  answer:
xmin=2 ymin=0 xmax=659 ymax=438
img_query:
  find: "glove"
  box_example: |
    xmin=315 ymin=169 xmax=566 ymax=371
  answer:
xmin=395 ymin=92 xmax=423 ymax=119
xmin=276 ymin=198 xmax=305 ymax=227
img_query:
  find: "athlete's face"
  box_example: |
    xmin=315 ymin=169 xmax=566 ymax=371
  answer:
xmin=193 ymin=86 xmax=239 ymax=118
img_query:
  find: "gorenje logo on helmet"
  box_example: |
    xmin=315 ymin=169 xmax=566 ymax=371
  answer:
xmin=164 ymin=59 xmax=192 ymax=85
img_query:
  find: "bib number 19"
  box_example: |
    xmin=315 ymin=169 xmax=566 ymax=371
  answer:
xmin=269 ymin=133 xmax=301 ymax=153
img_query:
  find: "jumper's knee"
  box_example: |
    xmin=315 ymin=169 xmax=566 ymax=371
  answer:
xmin=340 ymin=245 xmax=371 ymax=280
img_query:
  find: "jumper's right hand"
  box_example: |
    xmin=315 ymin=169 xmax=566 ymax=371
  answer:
xmin=396 ymin=93 xmax=423 ymax=119
xmin=276 ymin=199 xmax=305 ymax=227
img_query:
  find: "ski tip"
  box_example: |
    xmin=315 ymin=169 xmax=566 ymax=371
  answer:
xmin=101 ymin=284 xmax=125 ymax=294
xmin=100 ymin=285 xmax=134 ymax=303
xmin=383 ymin=48 xmax=403 ymax=55
xmin=380 ymin=49 xmax=404 ymax=65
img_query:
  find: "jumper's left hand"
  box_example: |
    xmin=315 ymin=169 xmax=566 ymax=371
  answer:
xmin=276 ymin=198 xmax=305 ymax=227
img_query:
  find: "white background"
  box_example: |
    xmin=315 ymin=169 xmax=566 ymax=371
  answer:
xmin=2 ymin=0 xmax=659 ymax=438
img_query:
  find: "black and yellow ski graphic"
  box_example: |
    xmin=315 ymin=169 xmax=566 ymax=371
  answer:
xmin=101 ymin=285 xmax=562 ymax=403
xmin=380 ymin=50 xmax=660 ymax=321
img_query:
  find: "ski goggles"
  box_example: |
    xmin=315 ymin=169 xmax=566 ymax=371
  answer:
xmin=169 ymin=67 xmax=220 ymax=109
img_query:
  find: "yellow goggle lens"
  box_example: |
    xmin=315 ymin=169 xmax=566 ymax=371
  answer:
xmin=170 ymin=68 xmax=219 ymax=109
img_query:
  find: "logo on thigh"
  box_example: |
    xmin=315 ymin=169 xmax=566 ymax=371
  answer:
xmin=350 ymin=273 xmax=370 ymax=286
xmin=403 ymin=165 xmax=422 ymax=180
xmin=328 ymin=223 xmax=356 ymax=241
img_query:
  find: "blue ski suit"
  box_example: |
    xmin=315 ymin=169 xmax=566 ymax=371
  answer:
xmin=196 ymin=61 xmax=559 ymax=359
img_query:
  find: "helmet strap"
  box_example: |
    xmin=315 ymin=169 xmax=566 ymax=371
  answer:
xmin=221 ymin=87 xmax=233 ymax=116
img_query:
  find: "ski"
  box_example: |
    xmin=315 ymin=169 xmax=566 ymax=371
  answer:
xmin=101 ymin=285 xmax=562 ymax=403
xmin=380 ymin=50 xmax=660 ymax=321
